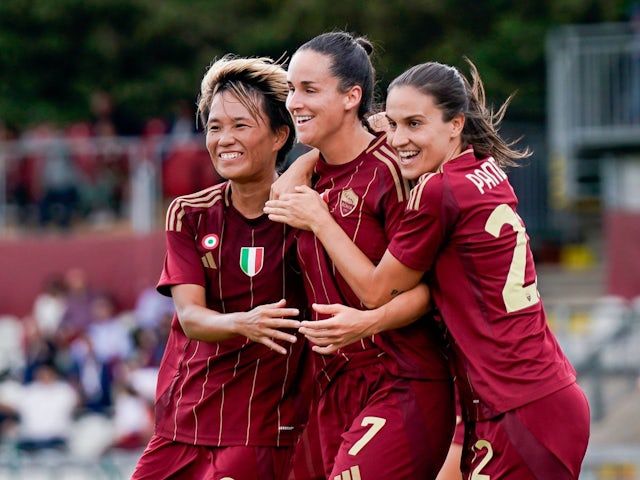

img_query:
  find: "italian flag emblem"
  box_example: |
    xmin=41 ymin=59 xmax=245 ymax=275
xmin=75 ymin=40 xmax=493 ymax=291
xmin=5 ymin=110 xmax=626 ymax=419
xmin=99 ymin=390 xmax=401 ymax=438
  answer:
xmin=240 ymin=247 xmax=264 ymax=277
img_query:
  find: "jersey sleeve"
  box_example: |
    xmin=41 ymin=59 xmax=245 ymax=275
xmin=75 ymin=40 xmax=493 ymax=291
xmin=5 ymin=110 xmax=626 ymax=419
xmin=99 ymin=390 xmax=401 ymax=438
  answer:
xmin=157 ymin=207 xmax=207 ymax=297
xmin=376 ymin=154 xmax=411 ymax=240
xmin=388 ymin=174 xmax=449 ymax=273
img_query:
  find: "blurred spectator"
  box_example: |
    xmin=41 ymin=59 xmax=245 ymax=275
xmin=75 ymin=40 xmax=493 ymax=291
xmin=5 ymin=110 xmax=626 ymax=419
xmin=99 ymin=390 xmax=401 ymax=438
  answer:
xmin=134 ymin=286 xmax=175 ymax=331
xmin=160 ymin=99 xmax=220 ymax=199
xmin=0 ymin=368 xmax=21 ymax=442
xmin=140 ymin=117 xmax=169 ymax=170
xmin=111 ymin=382 xmax=153 ymax=451
xmin=129 ymin=325 xmax=167 ymax=369
xmin=67 ymin=293 xmax=133 ymax=415
xmin=20 ymin=275 xmax=69 ymax=383
xmin=161 ymin=139 xmax=219 ymax=198
xmin=0 ymin=315 xmax=25 ymax=376
xmin=64 ymin=122 xmax=96 ymax=180
xmin=89 ymin=90 xmax=141 ymax=137
xmin=1 ymin=95 xmax=217 ymax=232
xmin=22 ymin=325 xmax=58 ymax=385
xmin=129 ymin=287 xmax=173 ymax=368
xmin=57 ymin=268 xmax=99 ymax=346
xmin=32 ymin=273 xmax=68 ymax=341
xmin=8 ymin=363 xmax=79 ymax=453
xmin=85 ymin=118 xmax=130 ymax=226
xmin=25 ymin=123 xmax=82 ymax=230
xmin=86 ymin=294 xmax=133 ymax=366
xmin=126 ymin=366 xmax=158 ymax=404
xmin=166 ymin=99 xmax=198 ymax=143
xmin=1 ymin=122 xmax=35 ymax=228
xmin=68 ymin=336 xmax=112 ymax=415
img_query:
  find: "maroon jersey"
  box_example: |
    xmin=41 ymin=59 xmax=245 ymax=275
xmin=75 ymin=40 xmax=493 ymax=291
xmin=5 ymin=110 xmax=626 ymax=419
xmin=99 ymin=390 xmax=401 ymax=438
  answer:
xmin=154 ymin=182 xmax=310 ymax=446
xmin=388 ymin=148 xmax=576 ymax=421
xmin=296 ymin=133 xmax=450 ymax=383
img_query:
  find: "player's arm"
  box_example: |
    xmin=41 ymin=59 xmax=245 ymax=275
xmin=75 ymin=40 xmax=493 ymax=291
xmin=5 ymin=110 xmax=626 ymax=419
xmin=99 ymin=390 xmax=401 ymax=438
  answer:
xmin=171 ymin=283 xmax=301 ymax=354
xmin=265 ymin=185 xmax=423 ymax=308
xmin=270 ymin=148 xmax=318 ymax=200
xmin=300 ymin=282 xmax=431 ymax=354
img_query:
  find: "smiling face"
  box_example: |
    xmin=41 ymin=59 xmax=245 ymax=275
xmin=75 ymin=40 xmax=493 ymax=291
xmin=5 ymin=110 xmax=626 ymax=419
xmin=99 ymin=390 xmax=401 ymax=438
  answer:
xmin=286 ymin=49 xmax=352 ymax=150
xmin=385 ymin=85 xmax=464 ymax=180
xmin=206 ymin=90 xmax=286 ymax=184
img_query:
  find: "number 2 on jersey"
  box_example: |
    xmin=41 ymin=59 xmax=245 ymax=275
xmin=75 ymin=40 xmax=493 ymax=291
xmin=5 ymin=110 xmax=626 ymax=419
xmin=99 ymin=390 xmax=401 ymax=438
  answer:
xmin=471 ymin=439 xmax=493 ymax=480
xmin=485 ymin=204 xmax=540 ymax=313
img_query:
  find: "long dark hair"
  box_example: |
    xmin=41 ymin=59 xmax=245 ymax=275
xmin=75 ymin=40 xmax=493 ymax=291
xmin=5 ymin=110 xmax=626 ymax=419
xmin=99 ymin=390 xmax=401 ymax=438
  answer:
xmin=388 ymin=58 xmax=531 ymax=166
xmin=296 ymin=31 xmax=377 ymax=131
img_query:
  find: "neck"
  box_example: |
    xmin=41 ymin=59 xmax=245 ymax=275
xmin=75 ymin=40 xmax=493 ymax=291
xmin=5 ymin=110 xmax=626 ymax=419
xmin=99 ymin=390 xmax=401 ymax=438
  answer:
xmin=229 ymin=172 xmax=277 ymax=219
xmin=319 ymin=120 xmax=375 ymax=165
xmin=439 ymin=141 xmax=466 ymax=170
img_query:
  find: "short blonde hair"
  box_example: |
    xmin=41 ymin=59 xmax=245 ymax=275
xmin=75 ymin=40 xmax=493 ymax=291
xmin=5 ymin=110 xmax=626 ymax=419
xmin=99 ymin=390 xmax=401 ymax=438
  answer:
xmin=196 ymin=55 xmax=294 ymax=166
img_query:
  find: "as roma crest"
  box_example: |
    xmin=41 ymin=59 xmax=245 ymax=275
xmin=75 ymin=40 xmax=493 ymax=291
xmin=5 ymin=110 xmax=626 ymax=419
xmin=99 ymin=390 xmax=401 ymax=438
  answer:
xmin=339 ymin=188 xmax=359 ymax=217
xmin=239 ymin=247 xmax=264 ymax=277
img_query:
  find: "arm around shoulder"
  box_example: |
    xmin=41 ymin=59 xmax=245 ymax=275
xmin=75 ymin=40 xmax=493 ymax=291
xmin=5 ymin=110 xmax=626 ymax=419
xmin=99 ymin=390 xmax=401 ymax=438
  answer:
xmin=270 ymin=148 xmax=318 ymax=200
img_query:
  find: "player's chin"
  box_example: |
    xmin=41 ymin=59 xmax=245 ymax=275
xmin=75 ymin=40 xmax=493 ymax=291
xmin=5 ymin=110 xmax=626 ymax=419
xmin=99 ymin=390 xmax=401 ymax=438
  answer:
xmin=399 ymin=164 xmax=421 ymax=181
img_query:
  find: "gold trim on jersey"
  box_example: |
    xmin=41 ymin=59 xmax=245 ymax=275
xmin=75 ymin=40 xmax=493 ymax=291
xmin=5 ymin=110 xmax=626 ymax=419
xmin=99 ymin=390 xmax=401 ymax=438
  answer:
xmin=365 ymin=132 xmax=387 ymax=153
xmin=452 ymin=147 xmax=473 ymax=162
xmin=372 ymin=145 xmax=410 ymax=203
xmin=407 ymin=173 xmax=437 ymax=211
xmin=245 ymin=358 xmax=260 ymax=445
xmin=406 ymin=147 xmax=473 ymax=210
xmin=334 ymin=465 xmax=362 ymax=480
xmin=166 ymin=184 xmax=224 ymax=232
xmin=201 ymin=252 xmax=217 ymax=269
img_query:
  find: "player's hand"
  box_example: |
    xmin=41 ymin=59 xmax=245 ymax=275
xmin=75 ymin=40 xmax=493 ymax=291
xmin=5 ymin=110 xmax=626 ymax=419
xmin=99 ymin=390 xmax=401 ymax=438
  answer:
xmin=299 ymin=303 xmax=377 ymax=355
xmin=367 ymin=111 xmax=389 ymax=133
xmin=264 ymin=186 xmax=330 ymax=232
xmin=235 ymin=299 xmax=301 ymax=354
xmin=270 ymin=149 xmax=317 ymax=200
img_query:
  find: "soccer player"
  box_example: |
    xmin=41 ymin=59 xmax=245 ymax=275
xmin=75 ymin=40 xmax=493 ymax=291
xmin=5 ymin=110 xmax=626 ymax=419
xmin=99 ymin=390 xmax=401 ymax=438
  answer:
xmin=281 ymin=32 xmax=455 ymax=479
xmin=131 ymin=55 xmax=312 ymax=480
xmin=266 ymin=59 xmax=591 ymax=479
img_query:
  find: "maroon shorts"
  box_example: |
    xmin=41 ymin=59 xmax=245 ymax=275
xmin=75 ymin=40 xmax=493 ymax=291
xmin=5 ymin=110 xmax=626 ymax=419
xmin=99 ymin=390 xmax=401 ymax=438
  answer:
xmin=462 ymin=383 xmax=590 ymax=479
xmin=132 ymin=434 xmax=296 ymax=480
xmin=288 ymin=409 xmax=325 ymax=480
xmin=318 ymin=355 xmax=455 ymax=479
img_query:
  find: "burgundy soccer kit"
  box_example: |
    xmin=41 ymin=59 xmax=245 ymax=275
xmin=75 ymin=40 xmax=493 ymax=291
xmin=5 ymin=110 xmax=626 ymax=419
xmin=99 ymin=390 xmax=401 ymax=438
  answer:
xmin=133 ymin=182 xmax=312 ymax=479
xmin=296 ymin=133 xmax=454 ymax=479
xmin=388 ymin=148 xmax=590 ymax=478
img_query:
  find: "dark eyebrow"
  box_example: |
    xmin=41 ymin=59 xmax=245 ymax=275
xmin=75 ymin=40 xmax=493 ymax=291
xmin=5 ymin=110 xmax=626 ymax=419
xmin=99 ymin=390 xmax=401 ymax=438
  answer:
xmin=288 ymin=80 xmax=317 ymax=87
xmin=207 ymin=115 xmax=252 ymax=126
xmin=391 ymin=114 xmax=425 ymax=123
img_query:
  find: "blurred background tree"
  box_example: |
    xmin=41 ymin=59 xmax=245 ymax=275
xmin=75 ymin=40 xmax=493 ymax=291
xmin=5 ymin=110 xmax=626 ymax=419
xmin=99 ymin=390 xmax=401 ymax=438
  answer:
xmin=0 ymin=0 xmax=634 ymax=131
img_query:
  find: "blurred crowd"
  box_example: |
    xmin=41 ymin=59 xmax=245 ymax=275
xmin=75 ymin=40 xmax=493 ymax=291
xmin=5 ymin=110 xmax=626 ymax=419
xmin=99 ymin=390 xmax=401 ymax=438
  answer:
xmin=0 ymin=90 xmax=216 ymax=232
xmin=0 ymin=267 xmax=175 ymax=458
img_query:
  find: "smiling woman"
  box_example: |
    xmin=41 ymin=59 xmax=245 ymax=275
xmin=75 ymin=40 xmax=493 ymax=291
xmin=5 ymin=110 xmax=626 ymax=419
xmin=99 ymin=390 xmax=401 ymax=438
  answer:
xmin=204 ymin=89 xmax=287 ymax=209
xmin=270 ymin=31 xmax=455 ymax=480
xmin=267 ymin=59 xmax=591 ymax=480
xmin=130 ymin=55 xmax=313 ymax=480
